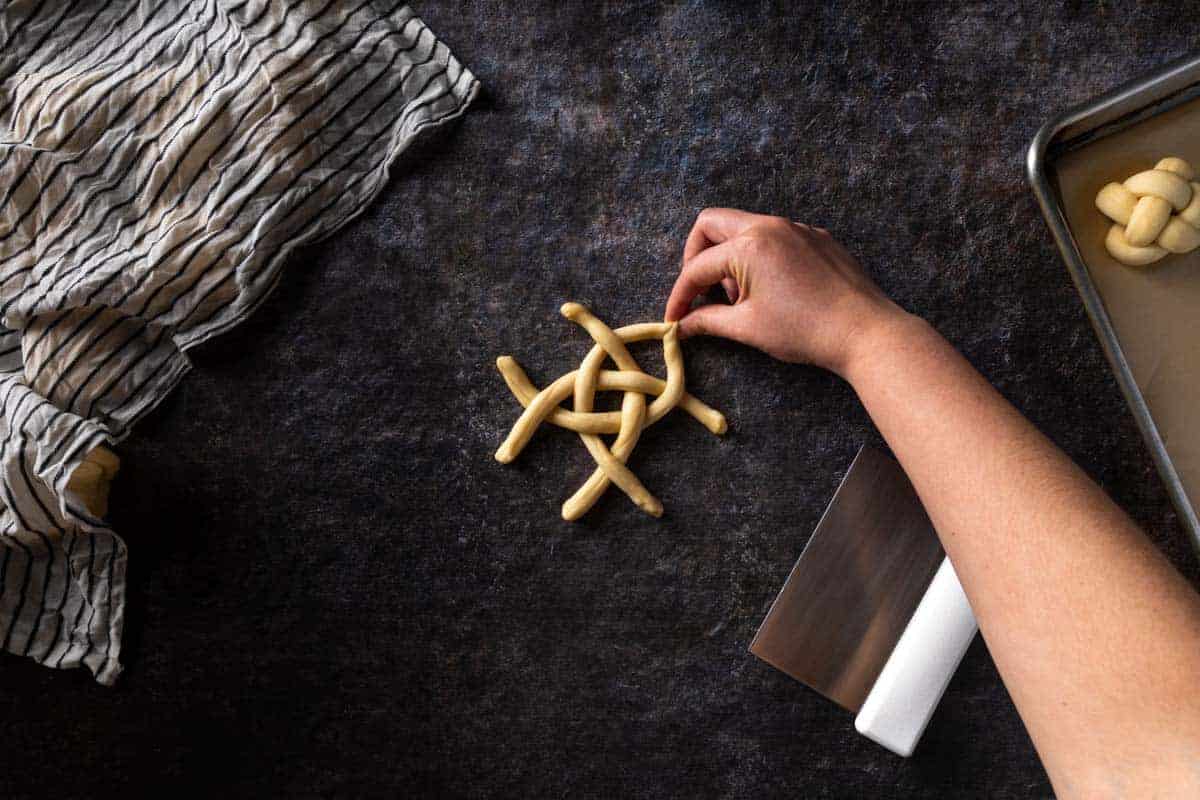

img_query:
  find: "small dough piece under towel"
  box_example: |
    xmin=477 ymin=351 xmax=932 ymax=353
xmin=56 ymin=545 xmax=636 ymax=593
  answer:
xmin=0 ymin=1 xmax=479 ymax=683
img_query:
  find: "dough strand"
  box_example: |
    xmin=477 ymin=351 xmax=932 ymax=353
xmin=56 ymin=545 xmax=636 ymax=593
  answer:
xmin=495 ymin=360 xmax=727 ymax=435
xmin=562 ymin=303 xmax=681 ymax=519
xmin=494 ymin=303 xmax=726 ymax=519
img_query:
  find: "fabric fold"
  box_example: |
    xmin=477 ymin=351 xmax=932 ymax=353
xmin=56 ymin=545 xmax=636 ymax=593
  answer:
xmin=0 ymin=376 xmax=123 ymax=684
xmin=0 ymin=0 xmax=478 ymax=683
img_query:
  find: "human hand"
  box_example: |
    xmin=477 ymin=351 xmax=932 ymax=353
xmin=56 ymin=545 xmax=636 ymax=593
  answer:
xmin=664 ymin=208 xmax=909 ymax=376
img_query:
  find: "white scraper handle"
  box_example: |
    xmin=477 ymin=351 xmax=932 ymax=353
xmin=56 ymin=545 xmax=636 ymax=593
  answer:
xmin=854 ymin=557 xmax=977 ymax=757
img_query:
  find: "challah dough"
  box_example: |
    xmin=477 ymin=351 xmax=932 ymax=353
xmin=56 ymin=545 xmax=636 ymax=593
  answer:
xmin=495 ymin=360 xmax=727 ymax=435
xmin=65 ymin=446 xmax=120 ymax=518
xmin=1096 ymin=156 xmax=1200 ymax=265
xmin=494 ymin=303 xmax=727 ymax=520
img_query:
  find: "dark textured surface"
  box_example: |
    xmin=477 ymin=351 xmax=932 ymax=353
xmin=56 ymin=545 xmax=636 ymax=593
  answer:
xmin=2 ymin=2 xmax=1198 ymax=798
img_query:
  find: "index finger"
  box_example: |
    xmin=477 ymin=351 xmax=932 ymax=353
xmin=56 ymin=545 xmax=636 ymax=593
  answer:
xmin=665 ymin=239 xmax=738 ymax=322
xmin=682 ymin=207 xmax=766 ymax=264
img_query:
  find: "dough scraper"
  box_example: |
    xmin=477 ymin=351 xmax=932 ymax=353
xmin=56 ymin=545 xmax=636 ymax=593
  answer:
xmin=750 ymin=444 xmax=978 ymax=757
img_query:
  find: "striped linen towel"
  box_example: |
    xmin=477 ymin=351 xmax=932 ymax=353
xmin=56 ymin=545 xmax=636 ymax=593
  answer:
xmin=0 ymin=0 xmax=478 ymax=684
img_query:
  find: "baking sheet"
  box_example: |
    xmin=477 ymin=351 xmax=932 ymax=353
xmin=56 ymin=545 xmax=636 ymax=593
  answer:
xmin=1054 ymin=97 xmax=1200 ymax=514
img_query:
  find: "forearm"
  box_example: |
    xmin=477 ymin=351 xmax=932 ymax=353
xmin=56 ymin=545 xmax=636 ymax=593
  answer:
xmin=844 ymin=312 xmax=1200 ymax=794
xmin=666 ymin=209 xmax=1200 ymax=791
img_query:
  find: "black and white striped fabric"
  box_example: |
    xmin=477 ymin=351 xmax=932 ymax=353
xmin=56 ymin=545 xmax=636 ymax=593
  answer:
xmin=0 ymin=0 xmax=477 ymax=684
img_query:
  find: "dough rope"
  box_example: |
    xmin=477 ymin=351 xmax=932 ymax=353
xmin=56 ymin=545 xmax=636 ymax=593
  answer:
xmin=495 ymin=303 xmax=727 ymax=520
xmin=1096 ymin=156 xmax=1200 ymax=265
xmin=495 ymin=361 xmax=726 ymax=435
xmin=566 ymin=302 xmax=680 ymax=519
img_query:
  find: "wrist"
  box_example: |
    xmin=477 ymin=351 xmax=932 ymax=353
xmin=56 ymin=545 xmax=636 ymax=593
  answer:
xmin=837 ymin=304 xmax=933 ymax=386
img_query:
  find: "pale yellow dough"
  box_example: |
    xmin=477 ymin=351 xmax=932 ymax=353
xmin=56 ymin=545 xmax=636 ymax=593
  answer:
xmin=66 ymin=446 xmax=120 ymax=518
xmin=1096 ymin=156 xmax=1200 ymax=265
xmin=494 ymin=303 xmax=727 ymax=520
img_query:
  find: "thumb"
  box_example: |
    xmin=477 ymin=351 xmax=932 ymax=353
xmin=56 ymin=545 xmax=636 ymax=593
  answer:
xmin=677 ymin=302 xmax=750 ymax=343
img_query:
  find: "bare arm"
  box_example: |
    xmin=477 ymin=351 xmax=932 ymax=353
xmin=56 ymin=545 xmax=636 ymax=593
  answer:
xmin=666 ymin=208 xmax=1200 ymax=797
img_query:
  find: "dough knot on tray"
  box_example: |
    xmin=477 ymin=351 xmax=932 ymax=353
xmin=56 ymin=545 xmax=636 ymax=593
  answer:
xmin=494 ymin=302 xmax=727 ymax=520
xmin=1096 ymin=156 xmax=1200 ymax=266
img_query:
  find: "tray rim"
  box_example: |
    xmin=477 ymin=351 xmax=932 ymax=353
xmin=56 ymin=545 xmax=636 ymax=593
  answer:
xmin=1027 ymin=53 xmax=1200 ymax=557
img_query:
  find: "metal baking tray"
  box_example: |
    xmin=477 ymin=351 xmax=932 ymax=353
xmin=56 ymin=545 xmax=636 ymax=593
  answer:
xmin=1028 ymin=53 xmax=1200 ymax=556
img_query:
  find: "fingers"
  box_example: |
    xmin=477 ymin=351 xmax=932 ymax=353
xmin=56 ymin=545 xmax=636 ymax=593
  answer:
xmin=675 ymin=208 xmax=761 ymax=317
xmin=676 ymin=302 xmax=749 ymax=342
xmin=683 ymin=207 xmax=764 ymax=263
xmin=791 ymin=219 xmax=830 ymax=238
xmin=665 ymin=240 xmax=738 ymax=322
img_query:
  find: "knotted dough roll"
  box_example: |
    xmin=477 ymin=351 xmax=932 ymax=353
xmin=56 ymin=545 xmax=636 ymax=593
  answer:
xmin=1096 ymin=157 xmax=1200 ymax=266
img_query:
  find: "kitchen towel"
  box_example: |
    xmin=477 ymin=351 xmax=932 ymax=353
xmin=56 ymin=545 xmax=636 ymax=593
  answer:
xmin=0 ymin=0 xmax=478 ymax=684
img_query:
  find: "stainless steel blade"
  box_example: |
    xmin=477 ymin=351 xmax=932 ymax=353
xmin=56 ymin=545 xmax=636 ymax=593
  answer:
xmin=749 ymin=445 xmax=945 ymax=712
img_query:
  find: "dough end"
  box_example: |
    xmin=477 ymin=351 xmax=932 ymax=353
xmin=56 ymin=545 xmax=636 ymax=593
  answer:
xmin=1105 ymin=224 xmax=1166 ymax=266
xmin=66 ymin=446 xmax=120 ymax=518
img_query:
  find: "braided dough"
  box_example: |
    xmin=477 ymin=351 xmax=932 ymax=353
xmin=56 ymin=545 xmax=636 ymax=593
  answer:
xmin=495 ymin=303 xmax=727 ymax=520
xmin=1096 ymin=156 xmax=1200 ymax=265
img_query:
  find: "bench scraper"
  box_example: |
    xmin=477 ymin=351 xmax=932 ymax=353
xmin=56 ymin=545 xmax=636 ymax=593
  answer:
xmin=749 ymin=444 xmax=978 ymax=757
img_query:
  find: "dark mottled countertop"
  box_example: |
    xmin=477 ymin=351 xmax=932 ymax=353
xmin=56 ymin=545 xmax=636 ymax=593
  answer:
xmin=3 ymin=2 xmax=1197 ymax=798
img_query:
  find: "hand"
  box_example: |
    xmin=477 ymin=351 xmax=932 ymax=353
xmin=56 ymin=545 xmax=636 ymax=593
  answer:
xmin=664 ymin=208 xmax=908 ymax=376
